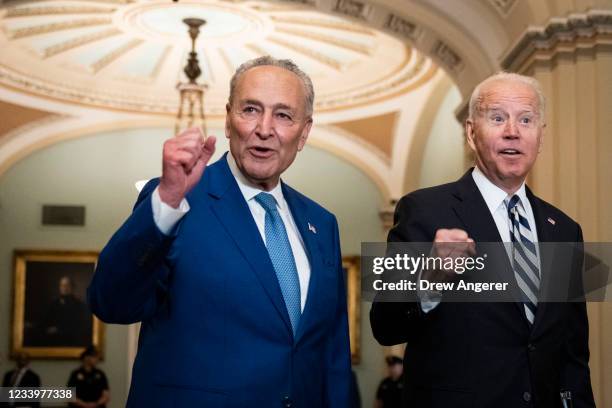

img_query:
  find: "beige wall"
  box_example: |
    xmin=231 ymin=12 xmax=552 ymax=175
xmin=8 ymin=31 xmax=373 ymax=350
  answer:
xmin=529 ymin=50 xmax=612 ymax=407
xmin=498 ymin=7 xmax=612 ymax=401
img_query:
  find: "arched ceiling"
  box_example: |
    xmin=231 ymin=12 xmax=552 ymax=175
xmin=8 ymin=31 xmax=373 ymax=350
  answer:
xmin=1 ymin=0 xmax=588 ymax=199
xmin=0 ymin=0 xmax=436 ymax=115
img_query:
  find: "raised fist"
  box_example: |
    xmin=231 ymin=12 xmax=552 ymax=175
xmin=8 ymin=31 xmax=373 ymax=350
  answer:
xmin=158 ymin=127 xmax=216 ymax=208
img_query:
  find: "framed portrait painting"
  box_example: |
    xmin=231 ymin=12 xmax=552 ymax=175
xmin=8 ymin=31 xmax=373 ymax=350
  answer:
xmin=11 ymin=250 xmax=104 ymax=359
xmin=343 ymin=256 xmax=361 ymax=364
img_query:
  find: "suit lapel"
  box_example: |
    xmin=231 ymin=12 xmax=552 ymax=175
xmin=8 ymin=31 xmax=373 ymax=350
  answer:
xmin=204 ymin=155 xmax=293 ymax=336
xmin=282 ymin=183 xmax=326 ymax=343
xmin=452 ymin=170 xmax=528 ymax=324
xmin=452 ymin=171 xmax=503 ymax=243
xmin=527 ymin=188 xmax=555 ymax=333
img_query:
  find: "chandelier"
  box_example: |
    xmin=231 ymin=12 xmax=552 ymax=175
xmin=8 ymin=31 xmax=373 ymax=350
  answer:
xmin=175 ymin=18 xmax=208 ymax=136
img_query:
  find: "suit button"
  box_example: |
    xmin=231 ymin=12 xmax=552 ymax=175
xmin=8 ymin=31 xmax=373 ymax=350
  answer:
xmin=523 ymin=391 xmax=531 ymax=402
xmin=528 ymin=343 xmax=536 ymax=352
xmin=282 ymin=396 xmax=292 ymax=408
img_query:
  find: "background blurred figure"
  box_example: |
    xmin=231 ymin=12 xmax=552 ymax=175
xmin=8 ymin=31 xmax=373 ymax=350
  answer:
xmin=375 ymin=356 xmax=404 ymax=408
xmin=2 ymin=352 xmax=40 ymax=408
xmin=42 ymin=276 xmax=91 ymax=347
xmin=67 ymin=346 xmax=109 ymax=408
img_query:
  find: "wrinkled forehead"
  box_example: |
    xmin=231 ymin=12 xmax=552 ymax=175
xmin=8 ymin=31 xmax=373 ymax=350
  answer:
xmin=478 ymin=79 xmax=540 ymax=112
xmin=236 ymin=66 xmax=304 ymax=96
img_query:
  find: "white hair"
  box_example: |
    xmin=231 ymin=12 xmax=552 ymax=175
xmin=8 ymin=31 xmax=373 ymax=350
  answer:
xmin=468 ymin=72 xmax=546 ymax=123
xmin=228 ymin=56 xmax=314 ymax=117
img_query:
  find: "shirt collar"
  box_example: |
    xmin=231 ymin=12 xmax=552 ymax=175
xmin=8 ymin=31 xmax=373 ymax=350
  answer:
xmin=226 ymin=152 xmax=286 ymax=209
xmin=471 ymin=165 xmax=527 ymax=213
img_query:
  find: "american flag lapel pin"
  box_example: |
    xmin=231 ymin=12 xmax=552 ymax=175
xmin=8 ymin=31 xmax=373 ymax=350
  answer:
xmin=547 ymin=217 xmax=556 ymax=226
xmin=308 ymin=222 xmax=317 ymax=234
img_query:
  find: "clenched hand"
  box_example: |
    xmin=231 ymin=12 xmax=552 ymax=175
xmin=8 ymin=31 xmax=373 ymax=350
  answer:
xmin=158 ymin=127 xmax=216 ymax=208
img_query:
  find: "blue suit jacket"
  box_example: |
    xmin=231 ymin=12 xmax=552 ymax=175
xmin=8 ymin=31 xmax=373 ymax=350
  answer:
xmin=88 ymin=154 xmax=351 ymax=407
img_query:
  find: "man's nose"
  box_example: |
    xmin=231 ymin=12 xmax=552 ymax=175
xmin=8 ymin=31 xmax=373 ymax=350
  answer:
xmin=503 ymin=118 xmax=519 ymax=138
xmin=255 ymin=111 xmax=273 ymax=138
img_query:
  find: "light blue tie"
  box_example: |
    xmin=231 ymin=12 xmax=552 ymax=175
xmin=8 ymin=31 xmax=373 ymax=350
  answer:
xmin=507 ymin=195 xmax=540 ymax=324
xmin=255 ymin=192 xmax=301 ymax=335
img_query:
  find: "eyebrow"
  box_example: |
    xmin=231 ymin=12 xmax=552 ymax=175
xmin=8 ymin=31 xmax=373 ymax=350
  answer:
xmin=239 ymin=99 xmax=263 ymax=108
xmin=239 ymin=99 xmax=296 ymax=112
xmin=273 ymin=103 xmax=295 ymax=112
xmin=483 ymin=106 xmax=536 ymax=115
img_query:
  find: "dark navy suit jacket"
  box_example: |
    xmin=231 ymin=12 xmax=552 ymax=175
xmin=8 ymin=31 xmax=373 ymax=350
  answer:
xmin=89 ymin=154 xmax=351 ymax=407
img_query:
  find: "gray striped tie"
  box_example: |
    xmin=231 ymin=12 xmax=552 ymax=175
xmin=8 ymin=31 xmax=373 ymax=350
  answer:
xmin=507 ymin=195 xmax=540 ymax=324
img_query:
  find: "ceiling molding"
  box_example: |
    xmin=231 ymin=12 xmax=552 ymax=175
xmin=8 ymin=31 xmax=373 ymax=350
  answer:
xmin=332 ymin=111 xmax=398 ymax=159
xmin=8 ymin=17 xmax=112 ymax=39
xmin=487 ymin=0 xmax=517 ymax=18
xmin=431 ymin=39 xmax=464 ymax=73
xmin=502 ymin=9 xmax=612 ymax=72
xmin=383 ymin=13 xmax=423 ymax=42
xmin=5 ymin=4 xmax=115 ymax=17
xmin=0 ymin=100 xmax=57 ymax=138
xmin=401 ymin=72 xmax=454 ymax=195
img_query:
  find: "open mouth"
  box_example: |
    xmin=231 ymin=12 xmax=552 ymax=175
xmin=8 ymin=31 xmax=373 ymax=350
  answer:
xmin=499 ymin=148 xmax=522 ymax=156
xmin=249 ymin=146 xmax=275 ymax=158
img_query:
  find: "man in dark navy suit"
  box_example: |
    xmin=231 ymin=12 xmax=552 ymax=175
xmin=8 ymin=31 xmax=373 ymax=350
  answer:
xmin=370 ymin=73 xmax=595 ymax=408
xmin=89 ymin=56 xmax=351 ymax=407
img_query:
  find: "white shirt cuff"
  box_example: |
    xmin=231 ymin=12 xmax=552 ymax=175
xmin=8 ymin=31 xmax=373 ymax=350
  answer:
xmin=417 ymin=267 xmax=442 ymax=313
xmin=419 ymin=291 xmax=442 ymax=313
xmin=151 ymin=186 xmax=190 ymax=235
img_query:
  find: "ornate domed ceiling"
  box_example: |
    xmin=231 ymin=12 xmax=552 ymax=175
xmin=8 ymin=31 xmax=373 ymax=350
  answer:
xmin=0 ymin=0 xmax=437 ymax=116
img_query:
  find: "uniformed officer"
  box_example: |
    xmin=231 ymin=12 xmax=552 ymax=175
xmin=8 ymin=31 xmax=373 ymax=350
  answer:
xmin=67 ymin=346 xmax=109 ymax=408
xmin=375 ymin=356 xmax=404 ymax=408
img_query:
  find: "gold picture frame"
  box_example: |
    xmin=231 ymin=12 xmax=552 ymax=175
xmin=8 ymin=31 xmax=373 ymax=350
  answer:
xmin=11 ymin=250 xmax=104 ymax=359
xmin=343 ymin=256 xmax=361 ymax=364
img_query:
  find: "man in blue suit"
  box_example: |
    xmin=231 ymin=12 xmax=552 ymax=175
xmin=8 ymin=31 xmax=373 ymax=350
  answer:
xmin=88 ymin=56 xmax=351 ymax=407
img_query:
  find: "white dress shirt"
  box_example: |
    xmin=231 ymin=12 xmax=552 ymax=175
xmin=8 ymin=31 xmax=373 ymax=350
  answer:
xmin=10 ymin=366 xmax=28 ymax=386
xmin=420 ymin=166 xmax=539 ymax=313
xmin=151 ymin=154 xmax=311 ymax=312
xmin=471 ymin=166 xmax=539 ymax=245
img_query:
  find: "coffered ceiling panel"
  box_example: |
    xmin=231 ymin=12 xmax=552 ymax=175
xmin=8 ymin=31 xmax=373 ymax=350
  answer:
xmin=0 ymin=0 xmax=437 ymax=115
xmin=0 ymin=100 xmax=56 ymax=137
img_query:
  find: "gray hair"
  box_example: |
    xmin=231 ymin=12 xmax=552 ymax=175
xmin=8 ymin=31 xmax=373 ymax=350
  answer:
xmin=468 ymin=72 xmax=546 ymax=124
xmin=228 ymin=56 xmax=315 ymax=117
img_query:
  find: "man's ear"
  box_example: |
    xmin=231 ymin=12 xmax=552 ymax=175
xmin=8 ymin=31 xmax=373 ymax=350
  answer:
xmin=538 ymin=123 xmax=546 ymax=153
xmin=297 ymin=118 xmax=312 ymax=151
xmin=465 ymin=119 xmax=477 ymax=152
xmin=225 ymin=103 xmax=231 ymax=139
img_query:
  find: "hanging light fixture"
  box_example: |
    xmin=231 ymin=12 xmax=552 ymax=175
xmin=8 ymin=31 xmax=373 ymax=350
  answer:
xmin=175 ymin=17 xmax=208 ymax=136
